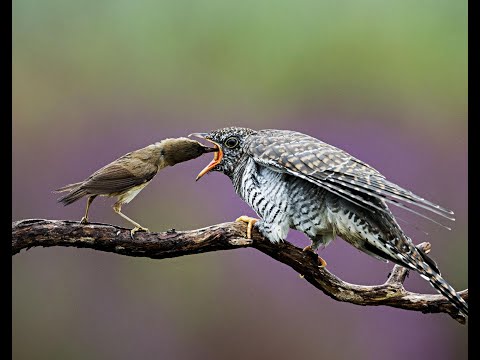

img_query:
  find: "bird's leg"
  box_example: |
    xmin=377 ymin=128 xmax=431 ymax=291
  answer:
xmin=235 ymin=215 xmax=258 ymax=239
xmin=113 ymin=203 xmax=149 ymax=237
xmin=80 ymin=195 xmax=97 ymax=224
xmin=303 ymin=239 xmax=328 ymax=268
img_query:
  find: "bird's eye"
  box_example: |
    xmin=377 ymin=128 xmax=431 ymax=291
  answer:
xmin=224 ymin=136 xmax=239 ymax=148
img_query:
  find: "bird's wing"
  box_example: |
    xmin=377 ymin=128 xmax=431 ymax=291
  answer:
xmin=246 ymin=129 xmax=454 ymax=226
xmin=81 ymin=161 xmax=158 ymax=195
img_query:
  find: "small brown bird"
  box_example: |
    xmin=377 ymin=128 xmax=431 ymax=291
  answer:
xmin=55 ymin=137 xmax=216 ymax=236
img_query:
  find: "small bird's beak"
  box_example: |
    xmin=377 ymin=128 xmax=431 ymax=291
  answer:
xmin=189 ymin=133 xmax=223 ymax=181
xmin=203 ymin=146 xmax=218 ymax=153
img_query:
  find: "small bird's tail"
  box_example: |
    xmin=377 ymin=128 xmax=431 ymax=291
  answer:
xmin=54 ymin=182 xmax=87 ymax=206
xmin=54 ymin=182 xmax=84 ymax=193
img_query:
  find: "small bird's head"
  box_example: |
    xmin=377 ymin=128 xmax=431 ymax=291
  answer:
xmin=160 ymin=138 xmax=217 ymax=167
xmin=189 ymin=127 xmax=257 ymax=180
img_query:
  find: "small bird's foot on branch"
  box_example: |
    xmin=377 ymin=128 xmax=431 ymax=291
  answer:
xmin=303 ymin=245 xmax=327 ymax=268
xmin=130 ymin=226 xmax=149 ymax=239
xmin=80 ymin=217 xmax=89 ymax=225
xmin=235 ymin=216 xmax=258 ymax=239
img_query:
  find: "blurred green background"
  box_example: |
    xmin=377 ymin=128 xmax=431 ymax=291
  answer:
xmin=13 ymin=1 xmax=467 ymax=359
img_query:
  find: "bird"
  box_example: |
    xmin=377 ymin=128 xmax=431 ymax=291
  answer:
xmin=190 ymin=127 xmax=468 ymax=317
xmin=55 ymin=137 xmax=217 ymax=236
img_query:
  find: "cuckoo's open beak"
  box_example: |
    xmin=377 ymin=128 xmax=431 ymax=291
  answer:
xmin=189 ymin=133 xmax=223 ymax=181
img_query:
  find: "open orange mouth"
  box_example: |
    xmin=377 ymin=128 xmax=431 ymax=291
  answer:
xmin=189 ymin=133 xmax=223 ymax=181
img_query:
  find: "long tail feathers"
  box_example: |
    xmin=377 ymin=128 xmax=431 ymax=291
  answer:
xmin=420 ymin=266 xmax=468 ymax=317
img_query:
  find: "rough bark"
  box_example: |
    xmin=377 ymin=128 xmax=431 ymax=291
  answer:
xmin=12 ymin=219 xmax=468 ymax=324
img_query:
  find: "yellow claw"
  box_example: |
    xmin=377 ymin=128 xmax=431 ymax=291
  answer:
xmin=302 ymin=245 xmax=328 ymax=268
xmin=130 ymin=226 xmax=149 ymax=239
xmin=235 ymin=216 xmax=258 ymax=239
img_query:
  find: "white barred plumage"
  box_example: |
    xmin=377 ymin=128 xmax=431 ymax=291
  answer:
xmin=192 ymin=127 xmax=467 ymax=317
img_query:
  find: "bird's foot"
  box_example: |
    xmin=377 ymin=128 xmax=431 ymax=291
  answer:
xmin=130 ymin=226 xmax=149 ymax=239
xmin=235 ymin=216 xmax=258 ymax=239
xmin=302 ymin=245 xmax=327 ymax=268
xmin=80 ymin=217 xmax=89 ymax=225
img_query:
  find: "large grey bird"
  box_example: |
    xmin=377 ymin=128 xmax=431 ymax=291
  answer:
xmin=190 ymin=127 xmax=467 ymax=317
xmin=55 ymin=138 xmax=216 ymax=236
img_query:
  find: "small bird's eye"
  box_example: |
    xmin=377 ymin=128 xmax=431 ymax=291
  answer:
xmin=224 ymin=136 xmax=239 ymax=148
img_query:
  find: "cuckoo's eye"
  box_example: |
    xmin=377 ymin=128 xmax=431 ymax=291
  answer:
xmin=224 ymin=136 xmax=239 ymax=149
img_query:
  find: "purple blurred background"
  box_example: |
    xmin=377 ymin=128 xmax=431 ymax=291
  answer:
xmin=13 ymin=1 xmax=467 ymax=359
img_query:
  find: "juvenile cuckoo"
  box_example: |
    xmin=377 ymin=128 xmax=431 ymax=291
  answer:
xmin=55 ymin=138 xmax=216 ymax=236
xmin=190 ymin=127 xmax=467 ymax=317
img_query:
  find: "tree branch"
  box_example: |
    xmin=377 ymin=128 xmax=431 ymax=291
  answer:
xmin=12 ymin=219 xmax=468 ymax=324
